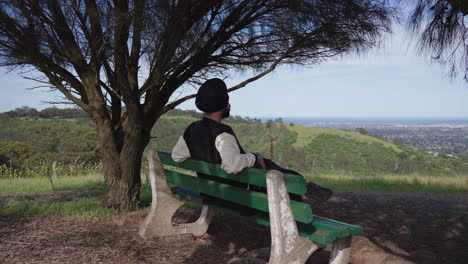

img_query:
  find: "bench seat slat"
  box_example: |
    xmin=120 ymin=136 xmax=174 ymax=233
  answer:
xmin=171 ymin=187 xmax=364 ymax=246
xmin=166 ymin=171 xmax=313 ymax=224
xmin=159 ymin=151 xmax=306 ymax=195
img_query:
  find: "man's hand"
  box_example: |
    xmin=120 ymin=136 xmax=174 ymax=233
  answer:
xmin=255 ymin=153 xmax=266 ymax=170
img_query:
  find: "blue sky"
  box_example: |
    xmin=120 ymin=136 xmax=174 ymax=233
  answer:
xmin=1 ymin=26 xmax=467 ymax=118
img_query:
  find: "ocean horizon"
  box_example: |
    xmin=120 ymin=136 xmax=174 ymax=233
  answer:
xmin=258 ymin=117 xmax=468 ymax=125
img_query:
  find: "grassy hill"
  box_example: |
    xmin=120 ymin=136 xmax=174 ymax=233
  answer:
xmin=149 ymin=114 xmax=468 ymax=178
xmin=1 ymin=109 xmax=468 ymax=180
xmin=289 ymin=123 xmax=402 ymax=152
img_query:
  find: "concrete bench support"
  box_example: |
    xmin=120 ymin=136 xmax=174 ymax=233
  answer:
xmin=266 ymin=170 xmax=318 ymax=264
xmin=139 ymin=150 xmax=212 ymax=239
xmin=329 ymin=235 xmax=352 ymax=264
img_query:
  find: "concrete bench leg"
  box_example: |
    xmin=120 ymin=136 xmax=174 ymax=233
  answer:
xmin=329 ymin=235 xmax=352 ymax=264
xmin=266 ymin=170 xmax=318 ymax=264
xmin=139 ymin=150 xmax=212 ymax=239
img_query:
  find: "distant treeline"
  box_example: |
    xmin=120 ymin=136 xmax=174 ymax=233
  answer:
xmin=164 ymin=108 xmax=271 ymax=124
xmin=0 ymin=106 xmax=89 ymax=119
xmin=0 ymin=106 xmax=267 ymax=123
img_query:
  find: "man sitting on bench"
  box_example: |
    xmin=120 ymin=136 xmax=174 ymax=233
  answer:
xmin=171 ymin=78 xmax=332 ymax=209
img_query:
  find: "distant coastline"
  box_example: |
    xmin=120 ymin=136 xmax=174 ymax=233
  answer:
xmin=263 ymin=117 xmax=468 ymax=126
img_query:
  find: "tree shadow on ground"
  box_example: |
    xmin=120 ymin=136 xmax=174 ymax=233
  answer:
xmin=313 ymin=191 xmax=467 ymax=264
xmin=176 ymin=211 xmax=270 ymax=264
xmin=177 ymin=191 xmax=468 ymax=264
xmin=1 ymin=190 xmax=466 ymax=263
xmin=0 ymin=213 xmax=33 ymax=241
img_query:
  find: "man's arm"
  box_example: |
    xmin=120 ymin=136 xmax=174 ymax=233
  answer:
xmin=215 ymin=132 xmax=259 ymax=174
xmin=172 ymin=135 xmax=191 ymax=162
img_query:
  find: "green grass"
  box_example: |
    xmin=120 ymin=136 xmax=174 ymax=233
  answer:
xmin=0 ymin=173 xmax=179 ymax=221
xmin=0 ymin=173 xmax=120 ymax=221
xmin=0 ymin=197 xmax=123 ymax=221
xmin=288 ymin=124 xmax=403 ymax=152
xmin=308 ymin=173 xmax=468 ymax=193
xmin=0 ymin=173 xmax=105 ymax=193
xmin=1 ymin=171 xmax=466 ymax=222
xmin=0 ymin=180 xmax=195 ymax=221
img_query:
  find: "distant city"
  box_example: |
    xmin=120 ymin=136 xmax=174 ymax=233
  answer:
xmin=280 ymin=117 xmax=468 ymax=125
xmin=278 ymin=117 xmax=468 ymax=156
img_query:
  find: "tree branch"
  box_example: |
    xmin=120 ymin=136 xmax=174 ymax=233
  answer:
xmin=46 ymin=0 xmax=88 ymax=70
xmin=162 ymin=53 xmax=287 ymax=113
xmin=41 ymin=69 xmax=89 ymax=111
xmin=84 ymin=0 xmax=105 ymax=66
xmin=100 ymin=80 xmax=124 ymax=102
xmin=140 ymin=0 xmax=219 ymax=96
xmin=113 ymin=0 xmax=131 ymax=99
xmin=128 ymin=0 xmax=145 ymax=90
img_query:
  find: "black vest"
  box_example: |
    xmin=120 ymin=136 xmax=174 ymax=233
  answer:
xmin=182 ymin=117 xmax=249 ymax=208
xmin=183 ymin=117 xmax=246 ymax=163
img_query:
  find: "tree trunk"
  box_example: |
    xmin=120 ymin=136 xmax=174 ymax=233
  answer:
xmin=102 ymin=155 xmax=143 ymax=210
xmin=95 ymin=111 xmax=152 ymax=211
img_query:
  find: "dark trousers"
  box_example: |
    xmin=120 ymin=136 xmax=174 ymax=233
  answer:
xmin=264 ymin=158 xmax=301 ymax=175
xmin=250 ymin=158 xmax=303 ymax=201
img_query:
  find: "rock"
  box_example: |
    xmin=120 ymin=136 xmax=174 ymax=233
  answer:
xmin=360 ymin=251 xmax=389 ymax=264
xmin=382 ymin=260 xmax=412 ymax=264
xmin=351 ymin=236 xmax=392 ymax=264
xmin=228 ymin=257 xmax=267 ymax=264
xmin=328 ymin=196 xmax=347 ymax=203
xmin=242 ymin=247 xmax=270 ymax=261
xmin=393 ymin=225 xmax=411 ymax=236
xmin=377 ymin=214 xmax=389 ymax=221
xmin=111 ymin=217 xmax=125 ymax=226
xmin=444 ymin=230 xmax=456 ymax=240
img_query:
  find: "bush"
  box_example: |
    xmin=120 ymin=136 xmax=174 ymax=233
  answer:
xmin=0 ymin=141 xmax=36 ymax=168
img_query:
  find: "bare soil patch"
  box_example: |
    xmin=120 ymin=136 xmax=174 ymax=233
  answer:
xmin=1 ymin=191 xmax=467 ymax=264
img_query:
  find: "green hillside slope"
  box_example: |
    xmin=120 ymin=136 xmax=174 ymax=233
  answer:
xmin=285 ymin=124 xmax=457 ymax=175
xmin=289 ymin=124 xmax=402 ymax=152
xmin=1 ymin=110 xmax=467 ymax=179
xmin=149 ymin=114 xmax=468 ymax=177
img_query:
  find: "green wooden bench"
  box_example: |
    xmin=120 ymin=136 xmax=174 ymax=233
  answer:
xmin=140 ymin=150 xmax=363 ymax=264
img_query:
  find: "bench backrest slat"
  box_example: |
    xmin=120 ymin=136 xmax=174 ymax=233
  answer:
xmin=159 ymin=151 xmax=306 ymax=195
xmin=171 ymin=186 xmax=363 ymax=245
xmin=165 ymin=170 xmax=314 ymax=224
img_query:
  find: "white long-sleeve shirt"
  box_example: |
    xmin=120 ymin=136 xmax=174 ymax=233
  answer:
xmin=172 ymin=132 xmax=257 ymax=174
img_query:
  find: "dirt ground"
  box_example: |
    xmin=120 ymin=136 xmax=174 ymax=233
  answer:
xmin=1 ymin=191 xmax=467 ymax=264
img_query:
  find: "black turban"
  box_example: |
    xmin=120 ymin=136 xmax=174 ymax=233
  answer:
xmin=195 ymin=78 xmax=229 ymax=113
